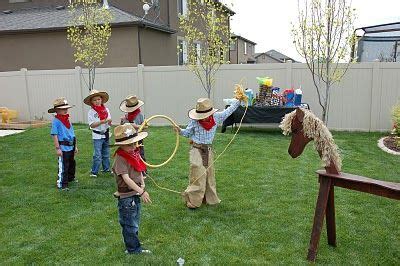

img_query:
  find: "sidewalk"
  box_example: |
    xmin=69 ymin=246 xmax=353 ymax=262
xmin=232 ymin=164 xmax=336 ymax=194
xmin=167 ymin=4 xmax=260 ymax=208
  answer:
xmin=0 ymin=130 xmax=24 ymax=137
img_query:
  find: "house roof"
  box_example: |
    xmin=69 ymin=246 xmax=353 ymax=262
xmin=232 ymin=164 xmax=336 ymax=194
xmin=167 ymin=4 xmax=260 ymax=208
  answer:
xmin=0 ymin=5 xmax=176 ymax=34
xmin=254 ymin=52 xmax=284 ymax=62
xmin=255 ymin=50 xmax=298 ymax=63
xmin=231 ymin=34 xmax=257 ymax=45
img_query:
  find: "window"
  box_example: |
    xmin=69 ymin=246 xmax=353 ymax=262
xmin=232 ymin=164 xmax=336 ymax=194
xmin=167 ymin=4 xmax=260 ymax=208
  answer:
xmin=178 ymin=39 xmax=188 ymax=65
xmin=178 ymin=0 xmax=188 ymax=16
xmin=244 ymin=41 xmax=247 ymax=55
xmin=230 ymin=40 xmax=236 ymax=51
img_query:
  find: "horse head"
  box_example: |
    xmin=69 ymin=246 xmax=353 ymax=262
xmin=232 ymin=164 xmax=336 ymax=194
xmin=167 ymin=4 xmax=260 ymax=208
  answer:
xmin=287 ymin=108 xmax=313 ymax=158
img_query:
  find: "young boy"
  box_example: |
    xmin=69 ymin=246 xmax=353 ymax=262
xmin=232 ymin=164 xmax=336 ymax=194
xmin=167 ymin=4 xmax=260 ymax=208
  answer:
xmin=174 ymin=95 xmax=243 ymax=209
xmin=119 ymin=95 xmax=147 ymax=169
xmin=112 ymin=123 xmax=152 ymax=254
xmin=84 ymin=89 xmax=112 ymax=177
xmin=48 ymin=97 xmax=78 ymax=191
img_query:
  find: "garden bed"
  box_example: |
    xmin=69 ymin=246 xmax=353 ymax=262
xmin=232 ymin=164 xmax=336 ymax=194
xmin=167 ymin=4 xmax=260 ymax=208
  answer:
xmin=0 ymin=120 xmax=49 ymax=130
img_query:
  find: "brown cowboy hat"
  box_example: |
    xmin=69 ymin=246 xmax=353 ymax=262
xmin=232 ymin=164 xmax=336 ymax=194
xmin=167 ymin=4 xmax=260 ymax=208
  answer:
xmin=83 ymin=89 xmax=109 ymax=106
xmin=119 ymin=95 xmax=144 ymax=113
xmin=113 ymin=123 xmax=148 ymax=146
xmin=188 ymin=98 xmax=218 ymax=120
xmin=48 ymin=97 xmax=74 ymax=113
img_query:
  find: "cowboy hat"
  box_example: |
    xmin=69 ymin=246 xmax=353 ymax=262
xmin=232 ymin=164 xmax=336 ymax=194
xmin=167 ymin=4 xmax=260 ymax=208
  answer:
xmin=113 ymin=123 xmax=148 ymax=146
xmin=83 ymin=89 xmax=109 ymax=106
xmin=188 ymin=98 xmax=218 ymax=120
xmin=48 ymin=97 xmax=74 ymax=113
xmin=119 ymin=95 xmax=144 ymax=113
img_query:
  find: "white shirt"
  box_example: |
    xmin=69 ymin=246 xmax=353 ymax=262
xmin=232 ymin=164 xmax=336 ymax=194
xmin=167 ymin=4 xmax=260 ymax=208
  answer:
xmin=88 ymin=107 xmax=111 ymax=139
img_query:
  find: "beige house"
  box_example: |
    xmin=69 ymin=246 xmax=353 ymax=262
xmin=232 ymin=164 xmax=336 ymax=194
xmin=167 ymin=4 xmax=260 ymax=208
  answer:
xmin=229 ymin=34 xmax=257 ymax=64
xmin=0 ymin=0 xmax=234 ymax=71
xmin=255 ymin=50 xmax=299 ymax=64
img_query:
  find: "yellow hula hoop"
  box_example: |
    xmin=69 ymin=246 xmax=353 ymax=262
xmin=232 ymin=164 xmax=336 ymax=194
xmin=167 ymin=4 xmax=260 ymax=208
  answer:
xmin=137 ymin=115 xmax=180 ymax=168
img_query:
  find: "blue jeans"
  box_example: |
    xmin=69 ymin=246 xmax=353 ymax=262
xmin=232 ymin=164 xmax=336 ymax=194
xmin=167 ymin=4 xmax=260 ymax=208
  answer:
xmin=91 ymin=138 xmax=110 ymax=174
xmin=118 ymin=196 xmax=142 ymax=253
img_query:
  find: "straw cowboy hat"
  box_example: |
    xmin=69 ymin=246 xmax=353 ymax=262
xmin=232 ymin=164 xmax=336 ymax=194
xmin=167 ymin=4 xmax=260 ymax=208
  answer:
xmin=188 ymin=98 xmax=218 ymax=120
xmin=113 ymin=123 xmax=148 ymax=146
xmin=48 ymin=97 xmax=74 ymax=113
xmin=83 ymin=89 xmax=109 ymax=106
xmin=119 ymin=95 xmax=144 ymax=113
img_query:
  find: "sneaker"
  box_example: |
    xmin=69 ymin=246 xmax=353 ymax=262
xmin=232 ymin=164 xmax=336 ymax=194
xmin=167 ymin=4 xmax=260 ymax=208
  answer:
xmin=58 ymin=187 xmax=69 ymax=191
xmin=90 ymin=173 xmax=97 ymax=177
xmin=124 ymin=249 xmax=152 ymax=255
xmin=102 ymin=170 xmax=113 ymax=175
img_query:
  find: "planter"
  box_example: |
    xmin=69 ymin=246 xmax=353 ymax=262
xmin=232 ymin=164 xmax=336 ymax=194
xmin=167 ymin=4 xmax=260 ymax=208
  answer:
xmin=377 ymin=136 xmax=400 ymax=155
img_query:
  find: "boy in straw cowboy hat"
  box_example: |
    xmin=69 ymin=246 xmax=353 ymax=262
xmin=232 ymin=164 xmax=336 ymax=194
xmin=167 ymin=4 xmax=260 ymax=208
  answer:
xmin=84 ymin=89 xmax=112 ymax=177
xmin=119 ymin=95 xmax=147 ymax=165
xmin=174 ymin=94 xmax=243 ymax=209
xmin=112 ymin=123 xmax=152 ymax=254
xmin=48 ymin=97 xmax=78 ymax=191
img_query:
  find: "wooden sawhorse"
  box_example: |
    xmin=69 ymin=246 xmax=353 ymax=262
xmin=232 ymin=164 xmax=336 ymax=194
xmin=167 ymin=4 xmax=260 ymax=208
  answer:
xmin=307 ymin=170 xmax=400 ymax=262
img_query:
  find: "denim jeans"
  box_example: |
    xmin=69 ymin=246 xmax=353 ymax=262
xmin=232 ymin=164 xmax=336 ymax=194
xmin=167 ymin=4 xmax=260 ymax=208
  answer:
xmin=91 ymin=138 xmax=110 ymax=174
xmin=118 ymin=196 xmax=142 ymax=253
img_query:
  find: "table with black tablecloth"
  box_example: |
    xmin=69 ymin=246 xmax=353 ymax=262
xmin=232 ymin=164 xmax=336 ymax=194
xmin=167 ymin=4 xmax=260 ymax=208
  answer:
xmin=221 ymin=106 xmax=297 ymax=133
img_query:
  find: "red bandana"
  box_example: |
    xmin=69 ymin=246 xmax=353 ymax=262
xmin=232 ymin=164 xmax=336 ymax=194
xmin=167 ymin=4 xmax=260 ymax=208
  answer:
xmin=55 ymin=114 xmax=71 ymax=129
xmin=126 ymin=109 xmax=141 ymax=123
xmin=198 ymin=115 xmax=216 ymax=131
xmin=116 ymin=147 xmax=147 ymax=172
xmin=91 ymin=104 xmax=108 ymax=120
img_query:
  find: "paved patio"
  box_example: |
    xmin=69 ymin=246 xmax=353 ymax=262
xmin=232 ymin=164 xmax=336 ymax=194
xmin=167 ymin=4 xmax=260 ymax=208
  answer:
xmin=0 ymin=129 xmax=24 ymax=137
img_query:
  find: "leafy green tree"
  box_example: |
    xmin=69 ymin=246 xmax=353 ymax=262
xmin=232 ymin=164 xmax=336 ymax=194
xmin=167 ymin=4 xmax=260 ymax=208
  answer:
xmin=67 ymin=0 xmax=112 ymax=91
xmin=179 ymin=0 xmax=232 ymax=98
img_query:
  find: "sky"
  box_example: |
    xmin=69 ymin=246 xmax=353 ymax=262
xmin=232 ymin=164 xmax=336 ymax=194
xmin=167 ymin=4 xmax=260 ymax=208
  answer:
xmin=221 ymin=0 xmax=400 ymax=62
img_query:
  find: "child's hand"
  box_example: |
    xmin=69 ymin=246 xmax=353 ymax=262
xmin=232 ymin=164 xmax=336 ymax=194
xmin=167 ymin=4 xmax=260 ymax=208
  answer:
xmin=173 ymin=126 xmax=181 ymax=133
xmin=141 ymin=191 xmax=152 ymax=204
xmin=56 ymin=148 xmax=62 ymax=157
xmin=106 ymin=118 xmax=112 ymax=125
xmin=75 ymin=147 xmax=79 ymax=154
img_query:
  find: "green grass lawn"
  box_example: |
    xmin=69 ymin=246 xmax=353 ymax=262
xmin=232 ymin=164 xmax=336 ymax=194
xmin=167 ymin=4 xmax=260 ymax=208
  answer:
xmin=0 ymin=125 xmax=399 ymax=264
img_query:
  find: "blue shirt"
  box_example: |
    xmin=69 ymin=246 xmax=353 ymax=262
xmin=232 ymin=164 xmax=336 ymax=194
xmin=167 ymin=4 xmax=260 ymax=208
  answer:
xmin=180 ymin=99 xmax=240 ymax=144
xmin=50 ymin=118 xmax=76 ymax=152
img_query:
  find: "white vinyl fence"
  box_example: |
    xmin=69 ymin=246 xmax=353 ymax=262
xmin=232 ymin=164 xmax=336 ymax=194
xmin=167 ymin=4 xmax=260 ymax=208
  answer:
xmin=1 ymin=62 xmax=399 ymax=131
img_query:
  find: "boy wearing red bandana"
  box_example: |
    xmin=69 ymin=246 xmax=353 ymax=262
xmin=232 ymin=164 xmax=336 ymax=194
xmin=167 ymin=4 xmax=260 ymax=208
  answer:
xmin=84 ymin=90 xmax=112 ymax=177
xmin=119 ymin=95 xmax=147 ymax=169
xmin=112 ymin=123 xmax=152 ymax=254
xmin=48 ymin=97 xmax=78 ymax=191
xmin=174 ymin=96 xmax=241 ymax=209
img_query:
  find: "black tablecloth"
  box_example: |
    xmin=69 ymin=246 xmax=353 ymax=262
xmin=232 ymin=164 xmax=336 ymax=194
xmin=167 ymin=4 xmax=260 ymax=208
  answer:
xmin=221 ymin=106 xmax=297 ymax=133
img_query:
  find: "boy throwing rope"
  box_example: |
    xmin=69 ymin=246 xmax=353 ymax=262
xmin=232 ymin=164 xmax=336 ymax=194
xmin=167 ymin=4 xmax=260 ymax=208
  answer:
xmin=174 ymin=90 xmax=246 ymax=209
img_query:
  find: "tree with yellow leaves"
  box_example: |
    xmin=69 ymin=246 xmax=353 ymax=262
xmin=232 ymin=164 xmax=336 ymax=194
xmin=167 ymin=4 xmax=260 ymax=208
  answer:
xmin=292 ymin=0 xmax=356 ymax=124
xmin=179 ymin=0 xmax=231 ymax=98
xmin=67 ymin=0 xmax=112 ymax=91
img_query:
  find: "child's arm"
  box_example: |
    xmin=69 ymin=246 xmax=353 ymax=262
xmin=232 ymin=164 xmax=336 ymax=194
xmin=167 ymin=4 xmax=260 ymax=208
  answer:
xmin=121 ymin=174 xmax=152 ymax=203
xmin=51 ymin=135 xmax=62 ymax=157
xmin=175 ymin=120 xmax=195 ymax=138
xmin=90 ymin=120 xmax=107 ymax=129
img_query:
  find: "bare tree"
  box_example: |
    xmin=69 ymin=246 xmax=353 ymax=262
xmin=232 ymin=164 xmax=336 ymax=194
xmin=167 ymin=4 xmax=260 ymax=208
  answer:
xmin=292 ymin=0 xmax=356 ymax=123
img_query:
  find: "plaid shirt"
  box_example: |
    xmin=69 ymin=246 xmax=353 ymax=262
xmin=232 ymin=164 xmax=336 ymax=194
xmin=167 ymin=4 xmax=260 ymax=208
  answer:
xmin=180 ymin=99 xmax=240 ymax=144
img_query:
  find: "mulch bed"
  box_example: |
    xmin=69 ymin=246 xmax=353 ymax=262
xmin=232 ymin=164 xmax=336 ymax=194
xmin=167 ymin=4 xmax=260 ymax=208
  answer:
xmin=383 ymin=136 xmax=400 ymax=153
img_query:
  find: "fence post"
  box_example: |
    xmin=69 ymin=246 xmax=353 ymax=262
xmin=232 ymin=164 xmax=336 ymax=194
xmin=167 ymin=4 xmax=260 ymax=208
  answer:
xmin=75 ymin=66 xmax=85 ymax=123
xmin=21 ymin=68 xmax=32 ymax=120
xmin=286 ymin=60 xmax=293 ymax=88
xmin=137 ymin=64 xmax=146 ymax=114
xmin=369 ymin=62 xmax=381 ymax=131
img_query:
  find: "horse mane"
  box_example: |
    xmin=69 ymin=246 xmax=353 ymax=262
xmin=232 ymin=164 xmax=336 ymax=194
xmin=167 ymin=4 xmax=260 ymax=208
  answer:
xmin=280 ymin=108 xmax=342 ymax=171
